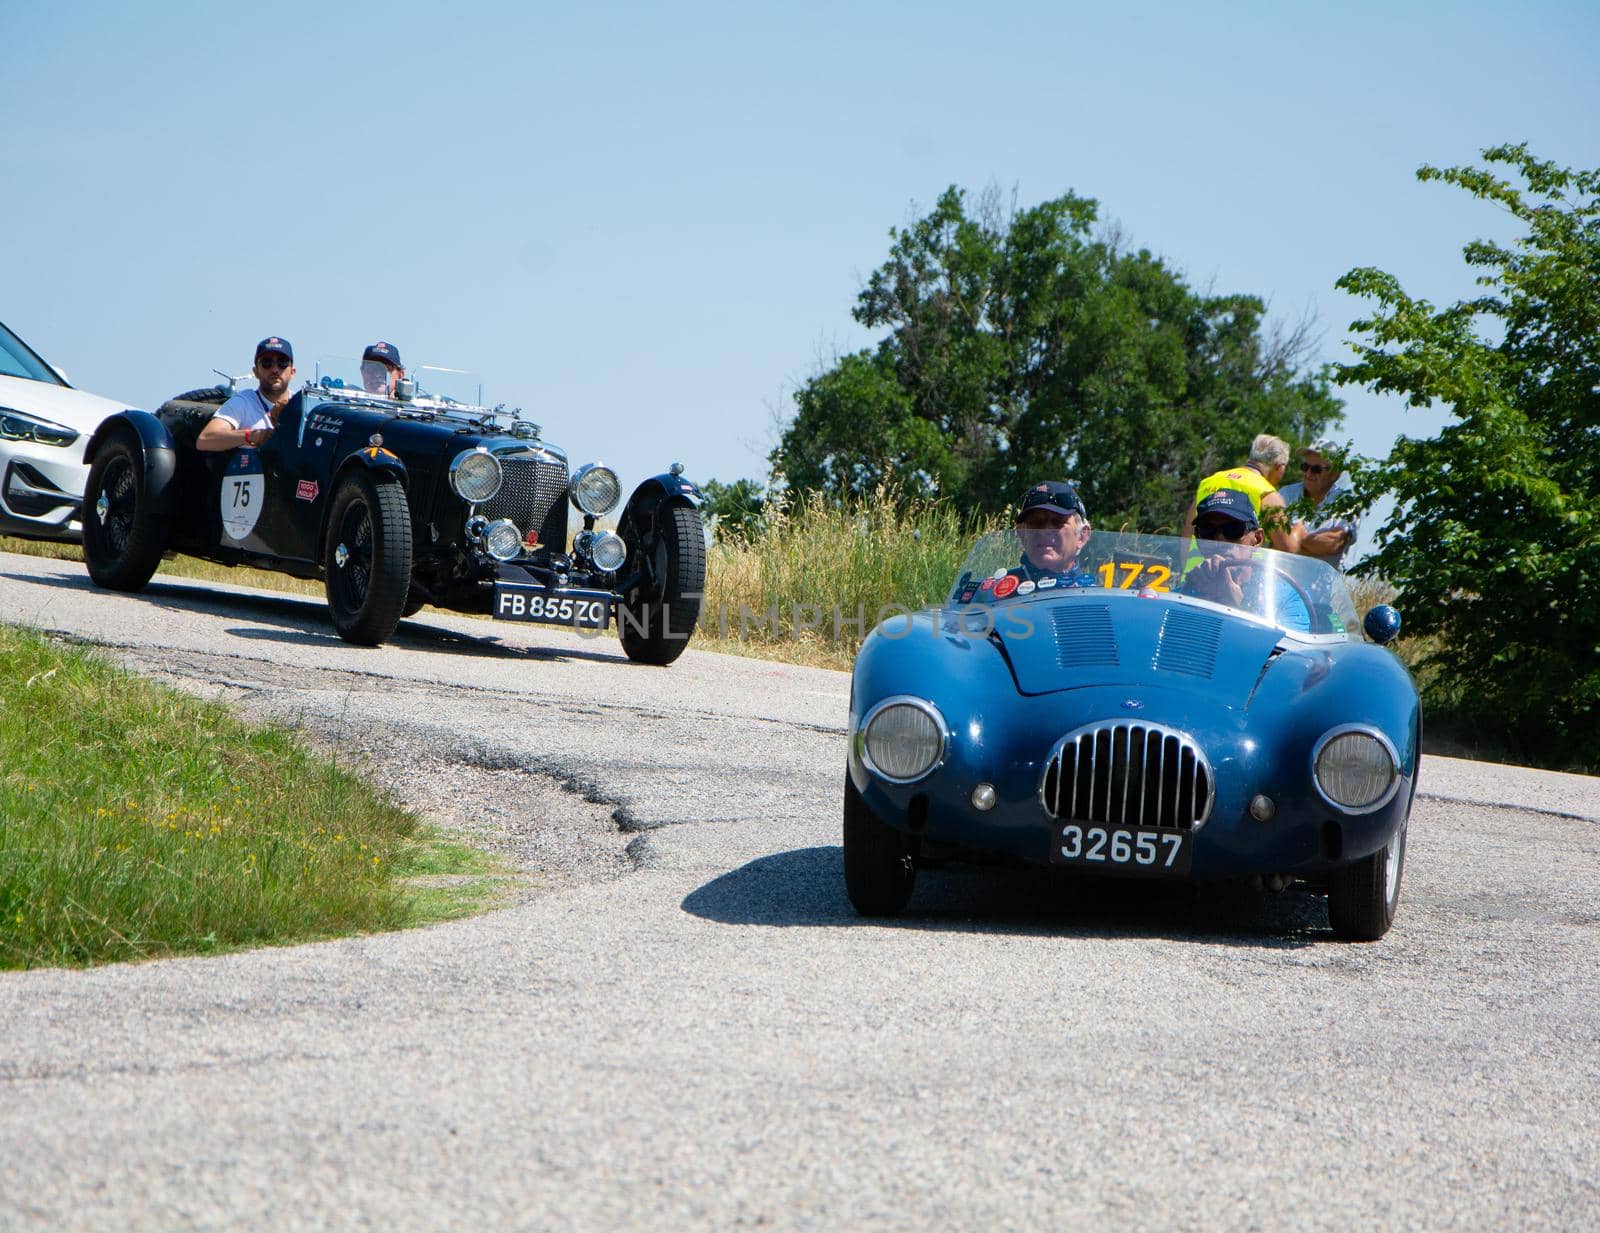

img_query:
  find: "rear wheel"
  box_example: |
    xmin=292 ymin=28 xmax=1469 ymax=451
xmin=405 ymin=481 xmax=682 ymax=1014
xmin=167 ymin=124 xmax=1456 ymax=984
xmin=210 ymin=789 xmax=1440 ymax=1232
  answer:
xmin=82 ymin=435 xmax=168 ymax=591
xmin=324 ymin=472 xmax=413 ymax=646
xmin=619 ymin=503 xmax=705 ymax=666
xmin=1327 ymin=818 xmax=1407 ymax=941
xmin=843 ymin=774 xmax=916 ymax=916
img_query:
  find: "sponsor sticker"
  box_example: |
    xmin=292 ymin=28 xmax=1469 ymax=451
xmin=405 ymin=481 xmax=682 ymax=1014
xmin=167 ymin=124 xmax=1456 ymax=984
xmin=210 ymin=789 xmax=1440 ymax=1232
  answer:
xmin=1017 ymin=580 xmax=1036 ymax=594
xmin=295 ymin=480 xmax=319 ymax=502
xmin=978 ymin=578 xmax=996 ymax=593
xmin=957 ymin=588 xmax=976 ymax=603
xmin=1038 ymin=576 xmax=1059 ymax=589
xmin=994 ymin=575 xmax=1019 ymax=598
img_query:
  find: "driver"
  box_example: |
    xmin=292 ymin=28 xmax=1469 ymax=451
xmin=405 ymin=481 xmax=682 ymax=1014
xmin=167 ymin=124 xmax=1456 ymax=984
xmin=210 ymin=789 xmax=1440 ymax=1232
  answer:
xmin=360 ymin=341 xmax=405 ymax=395
xmin=197 ymin=336 xmax=294 ymax=452
xmin=1182 ymin=489 xmax=1312 ymax=628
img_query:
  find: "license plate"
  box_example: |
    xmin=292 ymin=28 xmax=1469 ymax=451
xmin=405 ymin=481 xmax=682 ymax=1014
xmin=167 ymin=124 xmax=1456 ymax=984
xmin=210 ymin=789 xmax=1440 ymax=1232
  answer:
xmin=1049 ymin=823 xmax=1192 ymax=876
xmin=492 ymin=584 xmax=612 ymax=630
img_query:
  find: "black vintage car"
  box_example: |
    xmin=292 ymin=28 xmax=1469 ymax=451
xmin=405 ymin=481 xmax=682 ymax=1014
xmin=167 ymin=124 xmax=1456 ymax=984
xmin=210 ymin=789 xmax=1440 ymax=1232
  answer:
xmin=79 ymin=365 xmax=705 ymax=662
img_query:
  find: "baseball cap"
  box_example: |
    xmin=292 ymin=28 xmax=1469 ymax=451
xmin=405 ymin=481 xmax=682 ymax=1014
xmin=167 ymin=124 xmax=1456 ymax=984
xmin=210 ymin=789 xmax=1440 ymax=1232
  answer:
xmin=1194 ymin=488 xmax=1259 ymax=530
xmin=1299 ymin=437 xmax=1341 ymax=459
xmin=362 ymin=341 xmax=403 ymax=369
xmin=1015 ymin=480 xmax=1087 ymax=522
xmin=255 ymin=336 xmax=294 ymax=363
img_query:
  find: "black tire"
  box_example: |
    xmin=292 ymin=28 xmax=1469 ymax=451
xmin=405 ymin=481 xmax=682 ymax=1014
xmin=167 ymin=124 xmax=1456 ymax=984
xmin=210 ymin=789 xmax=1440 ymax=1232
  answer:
xmin=843 ymin=774 xmax=916 ymax=916
xmin=82 ymin=434 xmax=169 ymax=592
xmin=323 ymin=472 xmax=413 ymax=646
xmin=168 ymin=386 xmax=229 ymax=406
xmin=1327 ymin=818 xmax=1407 ymax=941
xmin=400 ymin=591 xmax=426 ymax=618
xmin=619 ymin=503 xmax=706 ymax=666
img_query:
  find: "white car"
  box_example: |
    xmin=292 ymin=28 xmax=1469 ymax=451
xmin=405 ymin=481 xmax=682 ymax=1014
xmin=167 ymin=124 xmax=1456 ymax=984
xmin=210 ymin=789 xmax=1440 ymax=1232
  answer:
xmin=0 ymin=319 xmax=134 ymax=541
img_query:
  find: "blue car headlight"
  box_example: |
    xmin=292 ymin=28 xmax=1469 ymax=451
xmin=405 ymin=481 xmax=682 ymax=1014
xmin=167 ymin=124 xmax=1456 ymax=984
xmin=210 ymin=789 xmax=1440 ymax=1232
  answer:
xmin=858 ymin=696 xmax=948 ymax=784
xmin=1312 ymin=726 xmax=1400 ymax=812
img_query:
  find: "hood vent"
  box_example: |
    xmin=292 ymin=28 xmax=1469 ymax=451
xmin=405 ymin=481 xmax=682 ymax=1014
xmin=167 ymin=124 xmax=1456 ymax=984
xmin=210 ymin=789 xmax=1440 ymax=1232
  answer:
xmin=1154 ymin=608 xmax=1222 ymax=678
xmin=1052 ymin=604 xmax=1118 ymax=668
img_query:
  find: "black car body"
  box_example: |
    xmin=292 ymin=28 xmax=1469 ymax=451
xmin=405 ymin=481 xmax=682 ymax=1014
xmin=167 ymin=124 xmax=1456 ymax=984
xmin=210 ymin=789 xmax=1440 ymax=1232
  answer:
xmin=80 ymin=374 xmax=705 ymax=661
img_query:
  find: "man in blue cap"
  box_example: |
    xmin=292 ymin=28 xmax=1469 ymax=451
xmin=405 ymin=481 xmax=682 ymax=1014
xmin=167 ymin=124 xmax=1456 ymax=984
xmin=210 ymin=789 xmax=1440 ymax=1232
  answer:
xmin=1008 ymin=480 xmax=1095 ymax=586
xmin=197 ymin=336 xmax=295 ymax=452
xmin=360 ymin=340 xmax=405 ymax=396
xmin=1183 ymin=489 xmax=1312 ymax=628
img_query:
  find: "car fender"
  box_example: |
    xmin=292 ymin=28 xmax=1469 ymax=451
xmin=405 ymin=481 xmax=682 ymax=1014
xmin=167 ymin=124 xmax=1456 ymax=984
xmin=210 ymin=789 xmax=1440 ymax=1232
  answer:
xmin=317 ymin=446 xmax=409 ymax=544
xmin=618 ymin=473 xmax=702 ymax=543
xmin=82 ymin=410 xmax=177 ymax=502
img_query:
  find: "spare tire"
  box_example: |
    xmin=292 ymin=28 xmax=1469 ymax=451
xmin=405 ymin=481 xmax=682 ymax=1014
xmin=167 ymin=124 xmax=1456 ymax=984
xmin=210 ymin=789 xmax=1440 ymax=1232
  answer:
xmin=167 ymin=386 xmax=230 ymax=405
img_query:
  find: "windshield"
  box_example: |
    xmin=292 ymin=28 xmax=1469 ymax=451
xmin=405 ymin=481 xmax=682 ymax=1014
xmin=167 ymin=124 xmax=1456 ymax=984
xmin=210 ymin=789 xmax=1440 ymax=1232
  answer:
xmin=0 ymin=321 xmax=67 ymax=386
xmin=948 ymin=528 xmax=1358 ymax=639
xmin=310 ymin=356 xmax=489 ymax=408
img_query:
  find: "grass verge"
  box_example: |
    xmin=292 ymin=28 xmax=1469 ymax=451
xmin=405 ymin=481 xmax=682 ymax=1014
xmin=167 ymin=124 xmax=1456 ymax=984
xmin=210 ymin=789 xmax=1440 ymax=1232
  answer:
xmin=0 ymin=625 xmax=514 ymax=969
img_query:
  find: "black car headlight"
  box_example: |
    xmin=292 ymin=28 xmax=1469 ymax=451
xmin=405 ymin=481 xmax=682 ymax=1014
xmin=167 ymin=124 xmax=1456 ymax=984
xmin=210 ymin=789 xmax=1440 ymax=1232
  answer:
xmin=0 ymin=407 xmax=79 ymax=448
xmin=575 ymin=529 xmax=627 ymax=571
xmin=449 ymin=448 xmax=503 ymax=504
xmin=858 ymin=697 xmax=948 ymax=783
xmin=569 ymin=463 xmax=621 ymax=516
xmin=1312 ymin=727 xmax=1401 ymax=812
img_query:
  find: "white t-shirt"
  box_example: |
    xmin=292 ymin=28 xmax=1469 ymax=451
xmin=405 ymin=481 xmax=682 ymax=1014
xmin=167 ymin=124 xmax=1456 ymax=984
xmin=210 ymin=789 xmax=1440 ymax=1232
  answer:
xmin=212 ymin=388 xmax=276 ymax=434
xmin=1280 ymin=473 xmax=1357 ymax=569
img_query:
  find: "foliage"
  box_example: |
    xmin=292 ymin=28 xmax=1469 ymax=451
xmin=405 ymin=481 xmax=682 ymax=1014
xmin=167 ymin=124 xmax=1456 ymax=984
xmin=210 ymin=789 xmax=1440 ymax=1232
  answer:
xmin=0 ymin=627 xmax=510 ymax=968
xmin=700 ymin=484 xmax=1000 ymax=668
xmin=774 ymin=185 xmax=1343 ymax=529
xmin=1336 ymin=144 xmax=1600 ymax=772
xmin=700 ymin=477 xmax=769 ymax=539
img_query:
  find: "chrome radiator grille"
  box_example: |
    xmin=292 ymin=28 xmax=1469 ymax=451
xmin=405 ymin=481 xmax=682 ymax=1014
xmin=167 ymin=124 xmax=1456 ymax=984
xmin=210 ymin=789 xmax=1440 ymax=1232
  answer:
xmin=1040 ymin=721 xmax=1213 ymax=830
xmin=481 ymin=455 xmax=569 ymax=549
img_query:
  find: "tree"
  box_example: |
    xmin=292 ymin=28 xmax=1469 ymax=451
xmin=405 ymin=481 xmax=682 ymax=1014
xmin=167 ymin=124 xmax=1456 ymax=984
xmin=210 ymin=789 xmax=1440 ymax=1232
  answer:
xmin=774 ymin=185 xmax=1342 ymax=528
xmin=1336 ymin=144 xmax=1600 ymax=770
xmin=700 ymin=477 xmax=768 ymax=539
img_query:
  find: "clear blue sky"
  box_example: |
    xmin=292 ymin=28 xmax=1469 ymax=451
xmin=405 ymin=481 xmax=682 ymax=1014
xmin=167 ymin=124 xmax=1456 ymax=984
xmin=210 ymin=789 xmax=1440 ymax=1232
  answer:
xmin=6 ymin=1 xmax=1596 ymax=552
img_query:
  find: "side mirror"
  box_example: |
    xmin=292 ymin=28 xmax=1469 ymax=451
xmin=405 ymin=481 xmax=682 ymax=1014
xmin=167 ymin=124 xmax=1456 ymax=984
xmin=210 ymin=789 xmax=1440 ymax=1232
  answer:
xmin=1363 ymin=604 xmax=1402 ymax=646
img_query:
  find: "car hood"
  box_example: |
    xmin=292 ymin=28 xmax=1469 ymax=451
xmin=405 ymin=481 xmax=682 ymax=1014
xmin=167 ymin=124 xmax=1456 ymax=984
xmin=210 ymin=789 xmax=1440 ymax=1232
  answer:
xmin=991 ymin=593 xmax=1290 ymax=709
xmin=0 ymin=372 xmax=131 ymax=430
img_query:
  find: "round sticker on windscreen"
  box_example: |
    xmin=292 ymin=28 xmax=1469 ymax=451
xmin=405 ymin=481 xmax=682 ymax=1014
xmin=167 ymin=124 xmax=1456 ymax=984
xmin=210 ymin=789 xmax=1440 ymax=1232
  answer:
xmin=993 ymin=575 xmax=1019 ymax=598
xmin=220 ymin=448 xmax=265 ymax=540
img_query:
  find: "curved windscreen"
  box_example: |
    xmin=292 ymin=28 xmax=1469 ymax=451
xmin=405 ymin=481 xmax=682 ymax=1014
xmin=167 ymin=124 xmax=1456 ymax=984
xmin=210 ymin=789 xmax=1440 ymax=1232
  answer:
xmin=947 ymin=528 xmax=1358 ymax=638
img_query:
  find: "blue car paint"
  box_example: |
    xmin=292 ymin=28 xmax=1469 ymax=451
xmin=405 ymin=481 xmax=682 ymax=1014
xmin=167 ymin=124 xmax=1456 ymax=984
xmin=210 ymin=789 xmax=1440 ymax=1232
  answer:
xmin=849 ymin=591 xmax=1419 ymax=880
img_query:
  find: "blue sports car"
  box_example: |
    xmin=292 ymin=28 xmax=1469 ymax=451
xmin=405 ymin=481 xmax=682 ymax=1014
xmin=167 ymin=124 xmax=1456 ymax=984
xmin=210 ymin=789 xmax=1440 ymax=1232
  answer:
xmin=844 ymin=528 xmax=1418 ymax=940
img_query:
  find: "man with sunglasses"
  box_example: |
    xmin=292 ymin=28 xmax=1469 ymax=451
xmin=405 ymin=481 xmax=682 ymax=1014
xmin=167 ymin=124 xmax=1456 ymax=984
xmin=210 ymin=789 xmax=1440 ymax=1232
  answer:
xmin=197 ymin=337 xmax=296 ymax=452
xmin=1180 ymin=433 xmax=1305 ymax=554
xmin=1181 ymin=489 xmax=1311 ymax=629
xmin=1277 ymin=438 xmax=1358 ymax=570
xmin=360 ymin=340 xmax=405 ymax=396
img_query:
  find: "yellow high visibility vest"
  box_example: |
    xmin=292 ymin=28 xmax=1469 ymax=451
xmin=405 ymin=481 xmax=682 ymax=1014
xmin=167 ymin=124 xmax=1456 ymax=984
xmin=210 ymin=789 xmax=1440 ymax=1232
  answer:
xmin=1194 ymin=464 xmax=1276 ymax=516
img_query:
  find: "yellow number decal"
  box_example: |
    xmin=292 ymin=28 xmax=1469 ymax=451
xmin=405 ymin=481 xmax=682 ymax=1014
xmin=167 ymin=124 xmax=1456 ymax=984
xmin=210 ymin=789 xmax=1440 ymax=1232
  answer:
xmin=1145 ymin=565 xmax=1172 ymax=592
xmin=1117 ymin=562 xmax=1142 ymax=589
xmin=1097 ymin=563 xmax=1115 ymax=587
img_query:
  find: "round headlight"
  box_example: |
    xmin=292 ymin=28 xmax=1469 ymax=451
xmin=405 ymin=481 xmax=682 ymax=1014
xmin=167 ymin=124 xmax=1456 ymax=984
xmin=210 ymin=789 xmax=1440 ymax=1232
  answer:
xmin=588 ymin=530 xmax=627 ymax=571
xmin=860 ymin=698 xmax=947 ymax=783
xmin=569 ymin=463 xmax=621 ymax=516
xmin=450 ymin=448 xmax=503 ymax=504
xmin=1313 ymin=728 xmax=1400 ymax=812
xmin=483 ymin=519 xmax=523 ymax=561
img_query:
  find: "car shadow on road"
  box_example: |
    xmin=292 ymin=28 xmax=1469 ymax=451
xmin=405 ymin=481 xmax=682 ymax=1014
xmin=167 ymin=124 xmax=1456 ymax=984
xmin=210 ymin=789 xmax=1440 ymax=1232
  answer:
xmin=681 ymin=846 xmax=1330 ymax=948
xmin=5 ymin=570 xmax=628 ymax=665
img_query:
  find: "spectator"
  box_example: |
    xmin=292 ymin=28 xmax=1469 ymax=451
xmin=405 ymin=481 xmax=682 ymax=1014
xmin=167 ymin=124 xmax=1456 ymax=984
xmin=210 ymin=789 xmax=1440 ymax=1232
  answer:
xmin=1181 ymin=433 xmax=1304 ymax=553
xmin=1278 ymin=438 xmax=1358 ymax=570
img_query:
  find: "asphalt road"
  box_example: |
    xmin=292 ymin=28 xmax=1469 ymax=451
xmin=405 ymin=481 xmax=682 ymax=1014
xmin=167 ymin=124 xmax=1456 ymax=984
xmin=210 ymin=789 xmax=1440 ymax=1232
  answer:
xmin=2 ymin=554 xmax=1597 ymax=1232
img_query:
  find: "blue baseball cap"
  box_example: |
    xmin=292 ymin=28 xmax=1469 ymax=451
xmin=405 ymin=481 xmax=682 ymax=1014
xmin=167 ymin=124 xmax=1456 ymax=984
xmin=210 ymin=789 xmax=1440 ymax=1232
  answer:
xmin=362 ymin=341 xmax=403 ymax=370
xmin=255 ymin=336 xmax=293 ymax=363
xmin=1016 ymin=480 xmax=1087 ymax=522
xmin=1195 ymin=488 xmax=1259 ymax=530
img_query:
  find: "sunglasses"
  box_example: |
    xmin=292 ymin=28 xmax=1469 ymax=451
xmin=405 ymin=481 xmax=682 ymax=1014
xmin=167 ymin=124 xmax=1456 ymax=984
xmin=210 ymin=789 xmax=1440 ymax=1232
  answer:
xmin=1300 ymin=463 xmax=1329 ymax=475
xmin=1195 ymin=522 xmax=1250 ymax=542
xmin=257 ymin=355 xmax=292 ymax=370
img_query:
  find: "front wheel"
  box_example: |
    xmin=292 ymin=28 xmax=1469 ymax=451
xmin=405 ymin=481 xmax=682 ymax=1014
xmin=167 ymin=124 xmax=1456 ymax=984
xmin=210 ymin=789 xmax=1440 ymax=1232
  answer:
xmin=82 ymin=435 xmax=169 ymax=591
xmin=1327 ymin=818 xmax=1407 ymax=941
xmin=843 ymin=774 xmax=916 ymax=916
xmin=323 ymin=472 xmax=413 ymax=646
xmin=619 ymin=503 xmax=706 ymax=666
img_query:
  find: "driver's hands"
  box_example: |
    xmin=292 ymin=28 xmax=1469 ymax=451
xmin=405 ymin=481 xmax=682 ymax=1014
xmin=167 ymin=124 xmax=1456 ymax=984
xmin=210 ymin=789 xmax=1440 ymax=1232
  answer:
xmin=267 ymin=394 xmax=291 ymax=425
xmin=1189 ymin=555 xmax=1248 ymax=606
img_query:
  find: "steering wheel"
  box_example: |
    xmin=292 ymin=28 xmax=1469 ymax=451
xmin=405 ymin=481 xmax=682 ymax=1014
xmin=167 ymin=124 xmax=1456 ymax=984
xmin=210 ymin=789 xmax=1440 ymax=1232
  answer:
xmin=1263 ymin=566 xmax=1329 ymax=634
